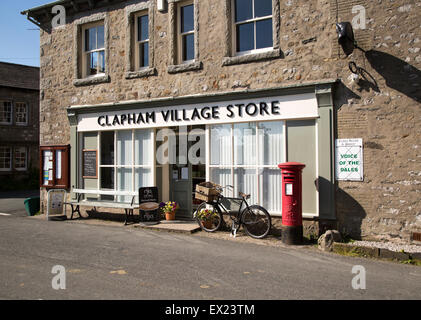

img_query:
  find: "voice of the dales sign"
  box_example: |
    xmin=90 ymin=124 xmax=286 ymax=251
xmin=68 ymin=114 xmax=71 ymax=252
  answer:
xmin=335 ymin=138 xmax=363 ymax=181
xmin=76 ymin=93 xmax=318 ymax=132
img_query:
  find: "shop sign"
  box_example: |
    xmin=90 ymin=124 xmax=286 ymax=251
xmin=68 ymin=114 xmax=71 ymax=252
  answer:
xmin=77 ymin=93 xmax=318 ymax=132
xmin=335 ymin=138 xmax=363 ymax=181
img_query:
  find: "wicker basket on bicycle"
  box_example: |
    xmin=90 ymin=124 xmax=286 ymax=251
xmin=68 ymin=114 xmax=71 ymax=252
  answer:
xmin=195 ymin=181 xmax=222 ymax=202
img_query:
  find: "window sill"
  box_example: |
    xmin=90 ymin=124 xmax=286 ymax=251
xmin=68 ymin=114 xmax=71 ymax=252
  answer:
xmin=167 ymin=61 xmax=203 ymax=74
xmin=125 ymin=67 xmax=156 ymax=80
xmin=73 ymin=74 xmax=110 ymax=87
xmin=222 ymin=49 xmax=282 ymax=66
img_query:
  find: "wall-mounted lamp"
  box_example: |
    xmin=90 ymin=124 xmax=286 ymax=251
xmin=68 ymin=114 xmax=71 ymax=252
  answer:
xmin=336 ymin=22 xmax=356 ymax=56
xmin=157 ymin=0 xmax=167 ymax=12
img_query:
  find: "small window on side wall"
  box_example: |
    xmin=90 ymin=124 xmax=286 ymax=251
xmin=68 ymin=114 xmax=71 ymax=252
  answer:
xmin=40 ymin=145 xmax=70 ymax=189
xmin=233 ymin=0 xmax=273 ymax=55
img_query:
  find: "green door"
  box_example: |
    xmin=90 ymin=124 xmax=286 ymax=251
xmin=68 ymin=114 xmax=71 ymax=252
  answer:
xmin=170 ymin=127 xmax=193 ymax=219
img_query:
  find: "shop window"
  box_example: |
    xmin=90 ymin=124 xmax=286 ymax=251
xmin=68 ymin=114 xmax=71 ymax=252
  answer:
xmin=15 ymin=102 xmax=28 ymax=125
xmin=14 ymin=147 xmax=27 ymax=171
xmin=234 ymin=0 xmax=273 ymax=54
xmin=0 ymin=146 xmax=11 ymax=171
xmin=40 ymin=145 xmax=70 ymax=189
xmin=0 ymin=101 xmax=12 ymax=124
xmin=83 ymin=23 xmax=105 ymax=77
xmin=209 ymin=121 xmax=285 ymax=214
xmin=96 ymin=129 xmax=154 ymax=203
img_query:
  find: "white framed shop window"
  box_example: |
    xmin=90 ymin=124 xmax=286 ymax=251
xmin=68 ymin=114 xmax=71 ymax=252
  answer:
xmin=82 ymin=128 xmax=155 ymax=203
xmin=206 ymin=120 xmax=286 ymax=215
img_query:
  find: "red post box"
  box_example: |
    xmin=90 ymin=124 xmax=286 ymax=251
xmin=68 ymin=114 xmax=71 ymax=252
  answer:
xmin=278 ymin=162 xmax=306 ymax=245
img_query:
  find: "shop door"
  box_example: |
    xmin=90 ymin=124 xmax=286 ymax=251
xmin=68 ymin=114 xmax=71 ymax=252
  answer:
xmin=170 ymin=128 xmax=193 ymax=219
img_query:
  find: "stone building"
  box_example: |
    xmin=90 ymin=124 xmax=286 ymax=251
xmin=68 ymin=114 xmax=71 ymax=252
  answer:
xmin=22 ymin=0 xmax=421 ymax=241
xmin=0 ymin=62 xmax=40 ymax=189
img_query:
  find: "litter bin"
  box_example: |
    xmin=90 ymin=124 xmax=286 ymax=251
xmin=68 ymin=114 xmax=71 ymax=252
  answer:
xmin=24 ymin=196 xmax=40 ymax=216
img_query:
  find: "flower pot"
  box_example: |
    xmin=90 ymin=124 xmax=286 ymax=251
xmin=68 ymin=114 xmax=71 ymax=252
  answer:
xmin=165 ymin=211 xmax=176 ymax=220
xmin=202 ymin=220 xmax=212 ymax=229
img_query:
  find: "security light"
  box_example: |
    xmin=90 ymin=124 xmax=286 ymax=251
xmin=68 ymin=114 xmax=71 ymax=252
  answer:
xmin=336 ymin=22 xmax=356 ymax=56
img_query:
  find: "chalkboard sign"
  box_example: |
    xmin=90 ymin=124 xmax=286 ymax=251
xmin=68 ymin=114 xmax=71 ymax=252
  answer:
xmin=83 ymin=149 xmax=98 ymax=178
xmin=139 ymin=187 xmax=159 ymax=203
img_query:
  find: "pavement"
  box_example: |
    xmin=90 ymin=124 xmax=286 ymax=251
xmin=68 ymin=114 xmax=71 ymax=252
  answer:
xmin=1 ymin=213 xmax=421 ymax=300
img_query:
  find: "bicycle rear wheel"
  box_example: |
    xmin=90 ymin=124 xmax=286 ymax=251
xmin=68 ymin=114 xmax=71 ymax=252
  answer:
xmin=242 ymin=205 xmax=271 ymax=239
xmin=195 ymin=202 xmax=223 ymax=232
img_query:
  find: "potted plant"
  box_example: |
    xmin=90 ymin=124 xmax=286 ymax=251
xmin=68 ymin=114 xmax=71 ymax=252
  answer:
xmin=159 ymin=201 xmax=178 ymax=220
xmin=196 ymin=207 xmax=218 ymax=229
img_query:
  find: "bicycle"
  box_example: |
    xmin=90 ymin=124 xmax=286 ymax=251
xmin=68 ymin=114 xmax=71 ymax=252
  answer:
xmin=195 ymin=185 xmax=272 ymax=239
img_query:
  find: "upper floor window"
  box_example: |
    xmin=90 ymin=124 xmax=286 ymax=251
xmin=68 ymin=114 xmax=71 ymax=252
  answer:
xmin=234 ymin=0 xmax=273 ymax=55
xmin=14 ymin=147 xmax=27 ymax=171
xmin=15 ymin=102 xmax=28 ymax=125
xmin=167 ymin=0 xmax=202 ymax=73
xmin=0 ymin=101 xmax=12 ymax=124
xmin=179 ymin=2 xmax=194 ymax=63
xmin=135 ymin=13 xmax=149 ymax=69
xmin=83 ymin=23 xmax=105 ymax=77
xmin=0 ymin=147 xmax=11 ymax=171
xmin=73 ymin=13 xmax=110 ymax=86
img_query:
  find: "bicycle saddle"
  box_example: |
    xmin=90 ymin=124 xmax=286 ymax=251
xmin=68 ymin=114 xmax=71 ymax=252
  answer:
xmin=239 ymin=192 xmax=251 ymax=200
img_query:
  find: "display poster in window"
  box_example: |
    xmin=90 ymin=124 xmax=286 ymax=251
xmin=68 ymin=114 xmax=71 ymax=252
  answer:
xmin=82 ymin=149 xmax=98 ymax=178
xmin=43 ymin=150 xmax=53 ymax=185
xmin=335 ymin=139 xmax=363 ymax=181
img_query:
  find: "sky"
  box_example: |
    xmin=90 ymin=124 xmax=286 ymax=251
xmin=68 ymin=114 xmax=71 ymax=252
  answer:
xmin=0 ymin=0 xmax=50 ymax=67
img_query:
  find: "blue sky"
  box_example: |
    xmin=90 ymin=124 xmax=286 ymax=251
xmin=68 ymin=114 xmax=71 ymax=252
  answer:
xmin=0 ymin=0 xmax=50 ymax=67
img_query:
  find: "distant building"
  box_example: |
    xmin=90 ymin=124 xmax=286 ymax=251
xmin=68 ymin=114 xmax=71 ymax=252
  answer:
xmin=0 ymin=62 xmax=40 ymax=189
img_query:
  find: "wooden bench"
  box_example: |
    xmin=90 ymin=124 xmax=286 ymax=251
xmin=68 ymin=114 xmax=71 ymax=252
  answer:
xmin=64 ymin=189 xmax=139 ymax=225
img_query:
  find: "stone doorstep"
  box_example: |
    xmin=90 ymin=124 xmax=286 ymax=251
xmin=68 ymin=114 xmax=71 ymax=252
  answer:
xmin=135 ymin=220 xmax=201 ymax=234
xmin=332 ymin=242 xmax=421 ymax=262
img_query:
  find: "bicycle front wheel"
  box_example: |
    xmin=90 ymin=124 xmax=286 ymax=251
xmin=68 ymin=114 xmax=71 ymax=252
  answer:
xmin=195 ymin=202 xmax=223 ymax=232
xmin=242 ymin=205 xmax=271 ymax=239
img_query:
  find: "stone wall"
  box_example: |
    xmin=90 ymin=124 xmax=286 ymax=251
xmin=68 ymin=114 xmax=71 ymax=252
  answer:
xmin=39 ymin=0 xmax=421 ymax=240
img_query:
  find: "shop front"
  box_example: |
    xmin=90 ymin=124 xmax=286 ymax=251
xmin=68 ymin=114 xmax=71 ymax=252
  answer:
xmin=67 ymin=83 xmax=336 ymax=221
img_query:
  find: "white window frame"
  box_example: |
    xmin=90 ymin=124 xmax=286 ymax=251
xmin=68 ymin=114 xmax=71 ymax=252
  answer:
xmin=178 ymin=1 xmax=195 ymax=64
xmin=134 ymin=11 xmax=150 ymax=70
xmin=231 ymin=0 xmax=274 ymax=56
xmin=0 ymin=146 xmax=12 ymax=171
xmin=15 ymin=102 xmax=28 ymax=126
xmin=0 ymin=101 xmax=13 ymax=125
xmin=82 ymin=22 xmax=106 ymax=78
xmin=14 ymin=146 xmax=27 ymax=171
xmin=206 ymin=120 xmax=287 ymax=216
xmin=94 ymin=129 xmax=156 ymax=202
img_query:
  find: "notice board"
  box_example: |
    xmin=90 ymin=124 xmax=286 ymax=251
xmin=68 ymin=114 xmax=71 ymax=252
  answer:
xmin=335 ymin=139 xmax=363 ymax=181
